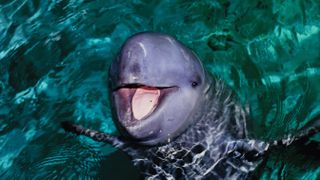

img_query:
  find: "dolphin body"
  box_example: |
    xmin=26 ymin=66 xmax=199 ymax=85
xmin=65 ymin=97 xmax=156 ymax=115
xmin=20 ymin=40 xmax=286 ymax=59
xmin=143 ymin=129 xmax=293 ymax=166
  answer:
xmin=62 ymin=32 xmax=320 ymax=179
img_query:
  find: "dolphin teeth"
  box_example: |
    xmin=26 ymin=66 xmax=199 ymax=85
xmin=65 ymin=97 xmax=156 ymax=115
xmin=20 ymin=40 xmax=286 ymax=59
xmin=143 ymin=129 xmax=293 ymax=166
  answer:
xmin=132 ymin=87 xmax=160 ymax=120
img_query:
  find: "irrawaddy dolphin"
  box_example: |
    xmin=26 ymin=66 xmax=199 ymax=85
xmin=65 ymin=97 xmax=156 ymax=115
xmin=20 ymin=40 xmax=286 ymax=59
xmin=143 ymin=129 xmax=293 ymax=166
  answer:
xmin=62 ymin=32 xmax=320 ymax=179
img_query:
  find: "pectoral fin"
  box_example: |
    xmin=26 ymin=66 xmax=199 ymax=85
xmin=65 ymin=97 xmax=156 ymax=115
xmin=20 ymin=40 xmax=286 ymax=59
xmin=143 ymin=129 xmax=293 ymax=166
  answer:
xmin=61 ymin=121 xmax=126 ymax=149
xmin=270 ymin=117 xmax=320 ymax=149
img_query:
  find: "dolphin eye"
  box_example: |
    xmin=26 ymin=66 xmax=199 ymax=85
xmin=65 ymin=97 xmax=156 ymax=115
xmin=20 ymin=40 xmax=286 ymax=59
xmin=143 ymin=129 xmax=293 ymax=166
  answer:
xmin=191 ymin=75 xmax=201 ymax=88
xmin=191 ymin=82 xmax=198 ymax=87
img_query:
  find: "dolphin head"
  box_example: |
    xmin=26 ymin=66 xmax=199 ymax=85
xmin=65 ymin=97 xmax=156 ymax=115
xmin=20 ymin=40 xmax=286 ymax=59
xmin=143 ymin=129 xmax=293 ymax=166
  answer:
xmin=109 ymin=32 xmax=210 ymax=145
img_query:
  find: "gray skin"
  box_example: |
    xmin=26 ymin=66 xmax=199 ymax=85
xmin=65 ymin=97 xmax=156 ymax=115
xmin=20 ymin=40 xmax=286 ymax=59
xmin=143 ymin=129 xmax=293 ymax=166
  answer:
xmin=62 ymin=32 xmax=320 ymax=179
xmin=109 ymin=32 xmax=209 ymax=145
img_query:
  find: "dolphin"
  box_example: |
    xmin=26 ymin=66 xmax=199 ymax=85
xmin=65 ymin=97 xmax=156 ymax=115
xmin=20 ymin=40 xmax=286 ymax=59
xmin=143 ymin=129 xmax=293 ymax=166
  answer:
xmin=62 ymin=32 xmax=320 ymax=179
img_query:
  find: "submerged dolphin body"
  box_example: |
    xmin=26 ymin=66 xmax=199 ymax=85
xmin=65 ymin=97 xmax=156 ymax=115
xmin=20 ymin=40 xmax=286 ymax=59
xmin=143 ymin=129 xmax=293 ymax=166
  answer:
xmin=62 ymin=32 xmax=320 ymax=179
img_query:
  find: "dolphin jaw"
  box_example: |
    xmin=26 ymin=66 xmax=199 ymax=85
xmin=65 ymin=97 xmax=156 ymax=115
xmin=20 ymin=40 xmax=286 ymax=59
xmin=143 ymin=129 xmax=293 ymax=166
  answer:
xmin=113 ymin=84 xmax=178 ymax=127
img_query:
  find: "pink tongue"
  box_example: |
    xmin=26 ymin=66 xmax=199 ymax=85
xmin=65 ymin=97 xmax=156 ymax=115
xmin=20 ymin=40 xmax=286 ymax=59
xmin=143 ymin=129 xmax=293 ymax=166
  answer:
xmin=132 ymin=87 xmax=160 ymax=120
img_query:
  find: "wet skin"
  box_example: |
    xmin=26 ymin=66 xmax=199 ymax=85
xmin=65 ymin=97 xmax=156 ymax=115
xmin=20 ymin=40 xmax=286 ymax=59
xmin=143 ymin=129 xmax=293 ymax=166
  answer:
xmin=62 ymin=32 xmax=320 ymax=179
xmin=109 ymin=32 xmax=209 ymax=145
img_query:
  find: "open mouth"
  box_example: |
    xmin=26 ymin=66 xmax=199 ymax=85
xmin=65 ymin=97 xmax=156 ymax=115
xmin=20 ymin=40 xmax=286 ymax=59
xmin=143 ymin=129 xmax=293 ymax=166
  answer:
xmin=113 ymin=84 xmax=177 ymax=126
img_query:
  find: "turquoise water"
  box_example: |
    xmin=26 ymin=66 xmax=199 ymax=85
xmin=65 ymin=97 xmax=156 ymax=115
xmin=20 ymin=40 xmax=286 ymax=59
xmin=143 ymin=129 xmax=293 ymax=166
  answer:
xmin=0 ymin=0 xmax=319 ymax=179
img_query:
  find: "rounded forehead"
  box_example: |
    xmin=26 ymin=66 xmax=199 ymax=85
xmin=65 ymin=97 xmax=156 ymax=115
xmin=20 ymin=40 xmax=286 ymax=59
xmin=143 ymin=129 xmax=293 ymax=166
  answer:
xmin=110 ymin=32 xmax=205 ymax=87
xmin=119 ymin=32 xmax=202 ymax=71
xmin=124 ymin=32 xmax=177 ymax=47
xmin=121 ymin=32 xmax=182 ymax=60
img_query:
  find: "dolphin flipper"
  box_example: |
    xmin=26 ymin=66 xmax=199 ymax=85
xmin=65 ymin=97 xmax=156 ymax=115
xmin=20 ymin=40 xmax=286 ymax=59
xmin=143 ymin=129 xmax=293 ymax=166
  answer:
xmin=61 ymin=121 xmax=126 ymax=149
xmin=270 ymin=124 xmax=320 ymax=148
xmin=227 ymin=118 xmax=320 ymax=161
xmin=268 ymin=115 xmax=320 ymax=149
